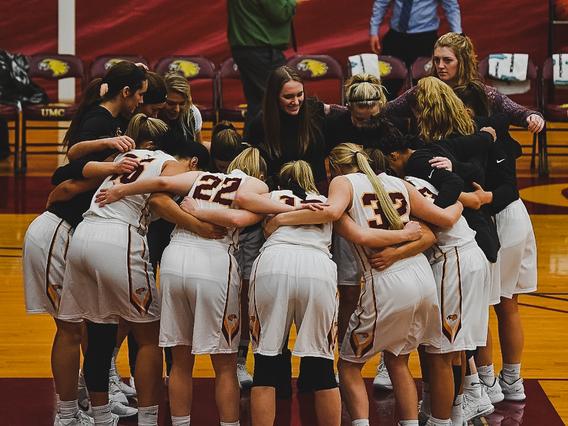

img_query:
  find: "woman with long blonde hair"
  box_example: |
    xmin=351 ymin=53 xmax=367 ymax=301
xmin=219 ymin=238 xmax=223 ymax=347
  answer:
xmin=266 ymin=143 xmax=464 ymax=426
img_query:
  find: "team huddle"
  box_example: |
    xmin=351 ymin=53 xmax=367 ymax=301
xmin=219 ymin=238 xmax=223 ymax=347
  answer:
xmin=22 ymin=32 xmax=542 ymax=426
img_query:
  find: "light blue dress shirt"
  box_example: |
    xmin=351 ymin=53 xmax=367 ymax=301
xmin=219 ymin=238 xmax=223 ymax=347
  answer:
xmin=369 ymin=0 xmax=462 ymax=35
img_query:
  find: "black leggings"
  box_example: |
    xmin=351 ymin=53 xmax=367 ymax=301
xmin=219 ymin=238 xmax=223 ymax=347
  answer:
xmin=84 ymin=322 xmax=118 ymax=392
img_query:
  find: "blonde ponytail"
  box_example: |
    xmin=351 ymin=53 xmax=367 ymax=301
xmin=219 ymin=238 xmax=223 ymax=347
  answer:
xmin=126 ymin=113 xmax=169 ymax=146
xmin=330 ymin=143 xmax=403 ymax=230
xmin=227 ymin=147 xmax=267 ymax=180
xmin=279 ymin=160 xmax=319 ymax=195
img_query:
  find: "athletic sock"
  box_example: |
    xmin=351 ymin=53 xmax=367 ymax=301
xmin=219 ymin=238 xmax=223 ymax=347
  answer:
xmin=237 ymin=339 xmax=249 ymax=365
xmin=477 ymin=364 xmax=495 ymax=383
xmin=453 ymin=393 xmax=463 ymax=405
xmin=220 ymin=421 xmax=240 ymax=426
xmin=58 ymin=399 xmax=79 ymax=419
xmin=464 ymin=373 xmax=481 ymax=397
xmin=109 ymin=347 xmax=119 ymax=376
xmin=501 ymin=363 xmax=521 ymax=383
xmin=352 ymin=420 xmax=370 ymax=426
xmin=91 ymin=403 xmax=113 ymax=425
xmin=138 ymin=404 xmax=159 ymax=426
xmin=171 ymin=415 xmax=191 ymax=426
xmin=398 ymin=421 xmax=419 ymax=426
xmin=426 ymin=416 xmax=452 ymax=425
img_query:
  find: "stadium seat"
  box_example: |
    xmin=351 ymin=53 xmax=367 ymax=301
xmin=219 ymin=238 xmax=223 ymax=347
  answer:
xmin=287 ymin=54 xmax=344 ymax=104
xmin=478 ymin=55 xmax=546 ymax=175
xmin=217 ymin=57 xmax=247 ymax=122
xmin=410 ymin=56 xmax=433 ymax=85
xmin=539 ymin=56 xmax=568 ymax=170
xmin=21 ymin=53 xmax=85 ymax=173
xmin=0 ymin=103 xmax=21 ymax=173
xmin=89 ymin=55 xmax=149 ymax=80
xmin=154 ymin=55 xmax=217 ymax=122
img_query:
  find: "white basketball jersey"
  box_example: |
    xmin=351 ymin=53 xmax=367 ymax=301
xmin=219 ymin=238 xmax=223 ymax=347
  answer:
xmin=261 ymin=190 xmax=332 ymax=256
xmin=170 ymin=169 xmax=248 ymax=249
xmin=345 ymin=172 xmax=410 ymax=272
xmin=85 ymin=149 xmax=175 ymax=233
xmin=405 ymin=176 xmax=476 ymax=257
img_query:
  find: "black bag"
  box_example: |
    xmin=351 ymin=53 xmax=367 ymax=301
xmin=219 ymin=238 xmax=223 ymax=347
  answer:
xmin=0 ymin=50 xmax=48 ymax=104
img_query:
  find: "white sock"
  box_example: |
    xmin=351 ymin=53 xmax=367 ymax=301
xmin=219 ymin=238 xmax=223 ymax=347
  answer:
xmin=352 ymin=420 xmax=370 ymax=426
xmin=91 ymin=403 xmax=113 ymax=425
xmin=502 ymin=363 xmax=521 ymax=383
xmin=110 ymin=347 xmax=119 ymax=376
xmin=426 ymin=416 xmax=452 ymax=425
xmin=220 ymin=422 xmax=240 ymax=426
xmin=477 ymin=364 xmax=495 ymax=383
xmin=58 ymin=399 xmax=78 ymax=419
xmin=399 ymin=421 xmax=419 ymax=426
xmin=453 ymin=393 xmax=463 ymax=406
xmin=138 ymin=404 xmax=159 ymax=426
xmin=464 ymin=372 xmax=480 ymax=389
xmin=171 ymin=415 xmax=191 ymax=426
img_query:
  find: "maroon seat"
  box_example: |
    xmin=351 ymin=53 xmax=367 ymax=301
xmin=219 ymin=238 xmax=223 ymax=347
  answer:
xmin=478 ymin=55 xmax=545 ymax=175
xmin=410 ymin=56 xmax=433 ymax=84
xmin=21 ymin=53 xmax=85 ymax=173
xmin=217 ymin=57 xmax=247 ymax=122
xmin=89 ymin=55 xmax=148 ymax=80
xmin=287 ymin=54 xmax=344 ymax=103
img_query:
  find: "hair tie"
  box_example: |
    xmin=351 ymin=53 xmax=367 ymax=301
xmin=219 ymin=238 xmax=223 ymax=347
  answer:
xmin=99 ymin=82 xmax=109 ymax=97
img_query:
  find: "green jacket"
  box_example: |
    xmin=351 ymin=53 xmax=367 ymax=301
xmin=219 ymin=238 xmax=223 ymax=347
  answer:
xmin=228 ymin=0 xmax=296 ymax=49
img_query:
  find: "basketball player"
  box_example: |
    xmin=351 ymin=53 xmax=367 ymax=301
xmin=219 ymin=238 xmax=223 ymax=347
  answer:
xmin=94 ymin=147 xmax=323 ymax=426
xmin=264 ymin=143 xmax=464 ymax=426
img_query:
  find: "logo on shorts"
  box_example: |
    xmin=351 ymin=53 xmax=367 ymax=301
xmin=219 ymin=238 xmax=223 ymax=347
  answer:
xmin=38 ymin=59 xmax=69 ymax=77
xmin=296 ymin=59 xmax=328 ymax=78
xmin=447 ymin=313 xmax=458 ymax=322
xmin=222 ymin=313 xmax=240 ymax=346
xmin=350 ymin=331 xmax=373 ymax=358
xmin=250 ymin=315 xmax=260 ymax=344
xmin=168 ymin=60 xmax=200 ymax=78
xmin=135 ymin=287 xmax=147 ymax=296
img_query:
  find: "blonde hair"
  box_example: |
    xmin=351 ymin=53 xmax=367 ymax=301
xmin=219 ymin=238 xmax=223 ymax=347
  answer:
xmin=164 ymin=72 xmax=192 ymax=104
xmin=126 ymin=113 xmax=169 ymax=146
xmin=345 ymin=73 xmax=387 ymax=109
xmin=415 ymin=77 xmax=475 ymax=141
xmin=279 ymin=160 xmax=319 ymax=195
xmin=227 ymin=147 xmax=267 ymax=180
xmin=433 ymin=32 xmax=480 ymax=87
xmin=329 ymin=143 xmax=403 ymax=230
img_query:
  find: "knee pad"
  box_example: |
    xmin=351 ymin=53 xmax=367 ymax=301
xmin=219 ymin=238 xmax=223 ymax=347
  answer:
xmin=298 ymin=357 xmax=337 ymax=392
xmin=252 ymin=354 xmax=280 ymax=388
xmin=83 ymin=323 xmax=118 ymax=392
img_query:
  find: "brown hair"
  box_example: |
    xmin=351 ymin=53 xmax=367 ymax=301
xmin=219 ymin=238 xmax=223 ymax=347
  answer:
xmin=262 ymin=65 xmax=318 ymax=158
xmin=64 ymin=61 xmax=147 ymax=147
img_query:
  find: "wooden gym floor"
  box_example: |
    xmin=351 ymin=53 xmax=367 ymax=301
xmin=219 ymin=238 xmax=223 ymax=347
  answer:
xmin=0 ymin=124 xmax=567 ymax=425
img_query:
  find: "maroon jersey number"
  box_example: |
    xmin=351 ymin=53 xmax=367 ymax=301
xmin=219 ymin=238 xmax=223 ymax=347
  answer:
xmin=194 ymin=174 xmax=242 ymax=205
xmin=361 ymin=192 xmax=407 ymax=229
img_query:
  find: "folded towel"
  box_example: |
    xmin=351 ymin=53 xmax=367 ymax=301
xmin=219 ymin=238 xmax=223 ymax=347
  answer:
xmin=348 ymin=53 xmax=381 ymax=79
xmin=553 ymin=54 xmax=568 ymax=85
xmin=488 ymin=53 xmax=529 ymax=82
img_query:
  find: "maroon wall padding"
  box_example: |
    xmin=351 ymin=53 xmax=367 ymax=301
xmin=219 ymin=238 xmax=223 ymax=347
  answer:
xmin=0 ymin=0 xmax=553 ymax=106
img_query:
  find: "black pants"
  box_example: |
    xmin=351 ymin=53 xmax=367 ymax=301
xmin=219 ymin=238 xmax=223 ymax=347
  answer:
xmin=381 ymin=29 xmax=438 ymax=99
xmin=231 ymin=46 xmax=286 ymax=136
xmin=0 ymin=118 xmax=9 ymax=159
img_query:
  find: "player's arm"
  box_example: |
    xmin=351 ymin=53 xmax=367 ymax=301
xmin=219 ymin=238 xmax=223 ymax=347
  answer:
xmin=148 ymin=193 xmax=226 ymax=239
xmin=95 ymin=171 xmax=202 ymax=206
xmin=368 ymin=221 xmax=437 ymax=271
xmin=404 ymin=181 xmax=463 ymax=228
xmin=334 ymin=214 xmax=422 ymax=249
xmin=234 ymin=177 xmax=325 ymax=214
xmin=67 ymin=135 xmax=135 ymax=161
xmin=179 ymin=196 xmax=264 ymax=228
xmin=46 ymin=177 xmax=105 ymax=208
xmin=264 ymin=176 xmax=352 ymax=232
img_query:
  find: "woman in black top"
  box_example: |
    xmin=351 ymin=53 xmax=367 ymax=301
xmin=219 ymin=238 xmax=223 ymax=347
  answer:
xmin=324 ymin=73 xmax=405 ymax=152
xmin=247 ymin=65 xmax=327 ymax=188
xmin=23 ymin=61 xmax=151 ymax=424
